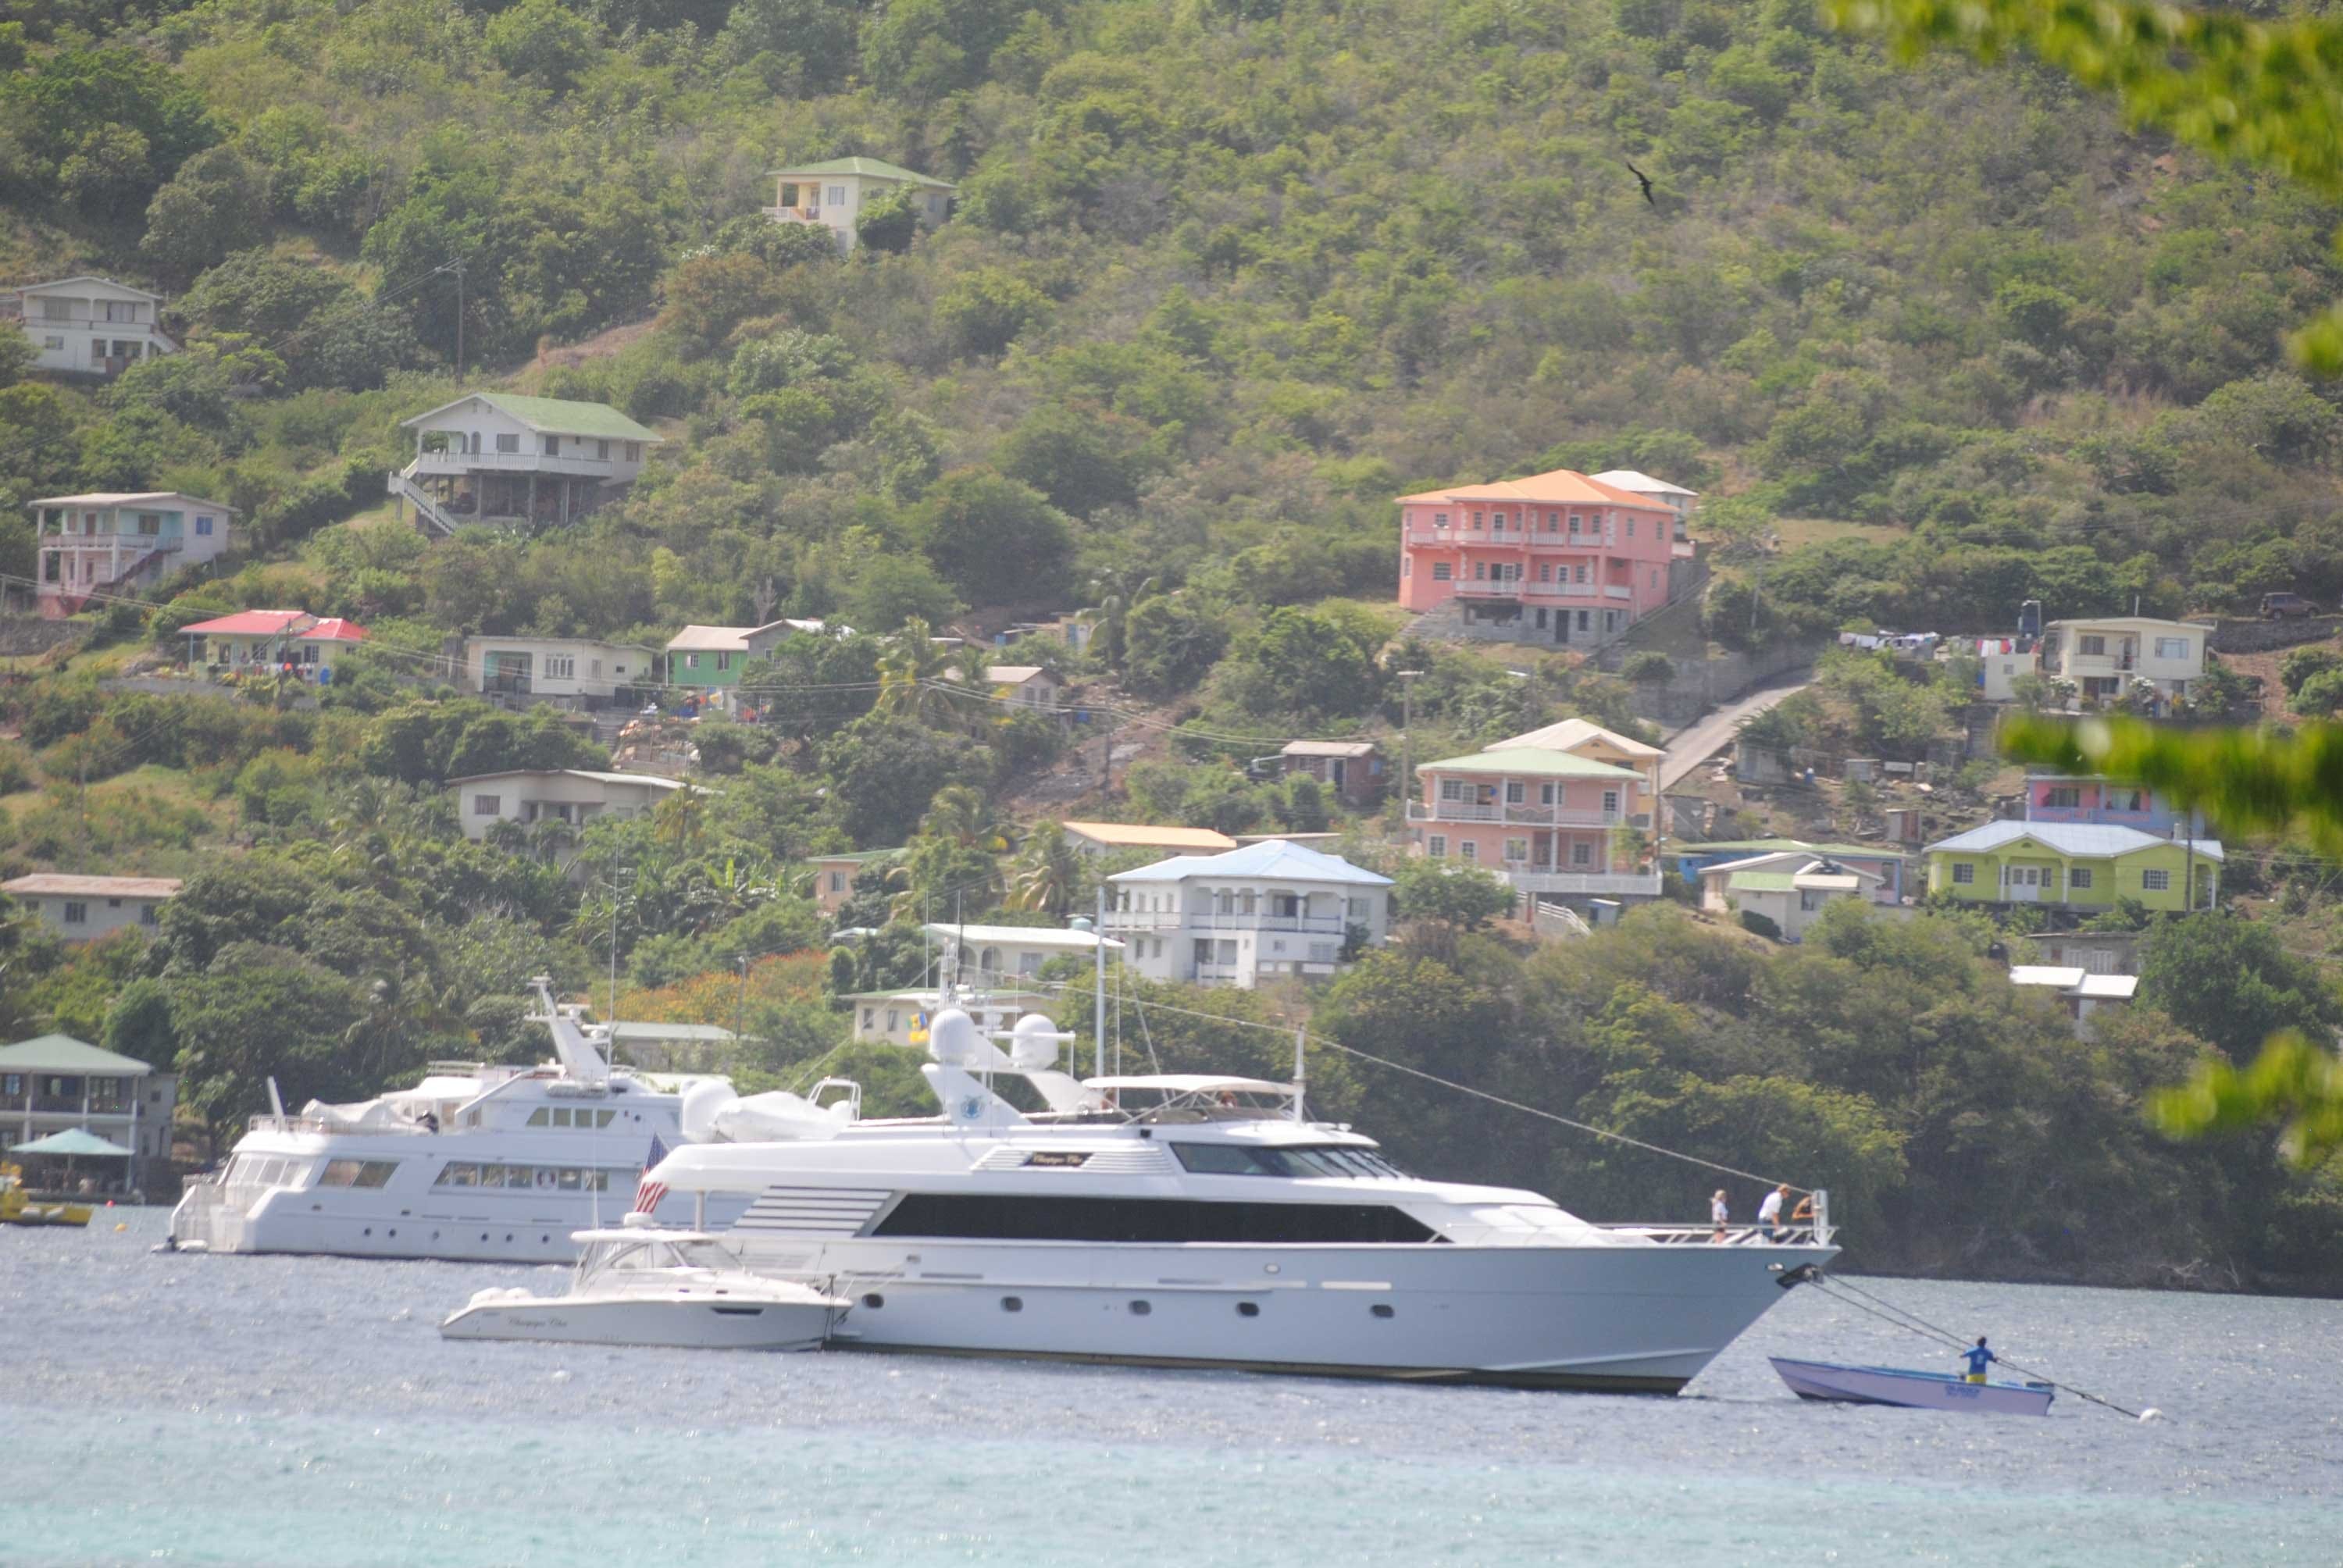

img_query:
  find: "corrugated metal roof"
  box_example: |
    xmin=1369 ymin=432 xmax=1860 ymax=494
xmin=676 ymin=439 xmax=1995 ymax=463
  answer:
xmin=178 ymin=610 xmax=312 ymax=636
xmin=1726 ymin=871 xmax=1797 ymax=892
xmin=1588 ymin=469 xmax=1698 ymax=497
xmin=1396 ymin=468 xmax=1673 ymax=511
xmin=764 ymin=156 xmax=956 ymax=188
xmin=1281 ymin=740 xmax=1379 ymax=758
xmin=1062 ymin=822 xmax=1239 ymax=850
xmin=1496 ymin=718 xmax=1664 ymax=757
xmin=2 ymin=873 xmax=182 ymax=898
xmin=1926 ymin=820 xmax=2224 ymax=861
xmin=30 ymin=491 xmax=237 ymax=513
xmin=2010 ymin=966 xmax=2089 ymax=988
xmin=0 ymin=1034 xmax=159 ymax=1074
xmin=1418 ymin=747 xmax=1640 ymax=779
xmin=400 ymin=393 xmax=659 ymax=441
xmin=921 ymin=923 xmax=1124 ymax=950
xmin=1109 ymin=839 xmax=1393 ymax=886
xmin=441 ymin=768 xmax=694 ymax=790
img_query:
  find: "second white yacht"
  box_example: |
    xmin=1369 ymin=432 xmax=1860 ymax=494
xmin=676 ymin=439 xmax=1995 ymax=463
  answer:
xmin=642 ymin=1010 xmax=1837 ymax=1393
xmin=168 ymin=982 xmax=750 ymax=1263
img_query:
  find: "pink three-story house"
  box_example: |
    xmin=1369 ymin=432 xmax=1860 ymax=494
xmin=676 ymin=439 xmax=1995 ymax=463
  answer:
xmin=1410 ymin=747 xmax=1663 ymax=899
xmin=1396 ymin=469 xmax=1679 ymax=646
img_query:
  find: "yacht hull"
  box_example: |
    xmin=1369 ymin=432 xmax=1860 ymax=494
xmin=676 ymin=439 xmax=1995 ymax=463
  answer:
xmin=747 ymin=1235 xmax=1835 ymax=1392
xmin=441 ymin=1294 xmax=833 ymax=1350
xmin=170 ymin=1174 xmax=744 ymax=1264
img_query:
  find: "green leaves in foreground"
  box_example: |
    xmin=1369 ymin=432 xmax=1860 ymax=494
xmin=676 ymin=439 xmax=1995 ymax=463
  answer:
xmin=1829 ymin=0 xmax=2343 ymax=374
xmin=1999 ymin=713 xmax=2343 ymax=854
xmin=2153 ymin=1032 xmax=2343 ymax=1167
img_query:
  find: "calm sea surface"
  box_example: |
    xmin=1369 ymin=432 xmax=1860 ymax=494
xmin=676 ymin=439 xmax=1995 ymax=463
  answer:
xmin=3 ymin=1210 xmax=2338 ymax=1566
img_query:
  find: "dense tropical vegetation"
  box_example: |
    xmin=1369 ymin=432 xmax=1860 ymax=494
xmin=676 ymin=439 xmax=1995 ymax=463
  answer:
xmin=3 ymin=0 xmax=2343 ymax=1288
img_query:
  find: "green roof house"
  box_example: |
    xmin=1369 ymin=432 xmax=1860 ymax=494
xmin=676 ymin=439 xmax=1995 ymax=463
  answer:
xmin=392 ymin=392 xmax=664 ymax=539
xmin=1410 ymin=746 xmax=1662 ymax=900
xmin=765 ymin=156 xmax=957 ymax=254
xmin=0 ymin=1032 xmax=178 ymax=1192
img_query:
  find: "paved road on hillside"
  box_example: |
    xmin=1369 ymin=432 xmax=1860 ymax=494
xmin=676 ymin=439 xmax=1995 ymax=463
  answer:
xmin=1659 ymin=670 xmax=1813 ymax=791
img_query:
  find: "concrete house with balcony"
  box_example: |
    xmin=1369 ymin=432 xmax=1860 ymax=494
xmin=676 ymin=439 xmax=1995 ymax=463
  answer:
xmin=0 ymin=1034 xmax=178 ymax=1192
xmin=448 ymin=769 xmax=697 ymax=842
xmin=1105 ymin=840 xmax=1391 ymax=989
xmin=1 ymin=874 xmax=181 ymax=942
xmin=390 ymin=393 xmax=661 ymax=538
xmin=465 ymin=634 xmax=647 ymax=709
xmin=1496 ymin=718 xmax=1665 ymax=802
xmin=1410 ymin=747 xmax=1660 ymax=900
xmin=663 ymin=620 xmax=831 ymax=693
xmin=7 ymin=276 xmax=178 ymax=377
xmin=29 ymin=492 xmax=234 ymax=618
xmin=765 ymin=157 xmax=955 ymax=254
xmin=2038 ymin=616 xmax=2213 ymax=709
xmin=1396 ymin=469 xmax=1682 ymax=647
xmin=847 ymin=987 xmax=1054 ymax=1047
xmin=178 ymin=610 xmax=366 ymax=673
xmin=923 ymin=922 xmax=1123 ymax=986
xmin=2022 ymin=772 xmax=2204 ymax=838
xmin=1924 ymin=820 xmax=2221 ymax=914
xmin=1697 ymin=853 xmax=1886 ymax=942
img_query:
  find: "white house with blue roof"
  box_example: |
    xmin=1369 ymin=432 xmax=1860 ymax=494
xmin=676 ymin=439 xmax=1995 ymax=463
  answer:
xmin=1103 ymin=839 xmax=1393 ymax=989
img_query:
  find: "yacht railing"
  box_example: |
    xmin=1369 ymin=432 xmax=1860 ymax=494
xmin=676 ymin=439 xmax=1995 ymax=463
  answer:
xmin=1592 ymin=1221 xmax=1831 ymax=1246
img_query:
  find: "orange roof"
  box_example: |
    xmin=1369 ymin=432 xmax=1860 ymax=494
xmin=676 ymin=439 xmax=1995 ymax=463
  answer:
xmin=299 ymin=618 xmax=368 ymax=643
xmin=1396 ymin=469 xmax=1672 ymax=511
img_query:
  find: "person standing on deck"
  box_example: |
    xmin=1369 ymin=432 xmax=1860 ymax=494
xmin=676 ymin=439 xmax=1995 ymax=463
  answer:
xmin=1756 ymin=1183 xmax=1788 ymax=1240
xmin=1960 ymin=1337 xmax=1997 ymax=1384
xmin=1710 ymin=1188 xmax=1728 ymax=1242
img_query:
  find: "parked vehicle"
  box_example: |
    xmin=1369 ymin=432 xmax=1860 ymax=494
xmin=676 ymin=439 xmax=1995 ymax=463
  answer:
xmin=2260 ymin=592 xmax=2320 ymax=619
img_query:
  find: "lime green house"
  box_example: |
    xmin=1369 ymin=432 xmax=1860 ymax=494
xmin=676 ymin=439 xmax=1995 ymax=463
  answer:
xmin=1922 ymin=821 xmax=2220 ymax=913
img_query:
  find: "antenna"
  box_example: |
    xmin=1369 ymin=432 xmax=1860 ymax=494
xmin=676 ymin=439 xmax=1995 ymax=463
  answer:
xmin=1094 ymin=884 xmax=1107 ymax=1082
xmin=1291 ymin=1025 xmax=1306 ymax=1123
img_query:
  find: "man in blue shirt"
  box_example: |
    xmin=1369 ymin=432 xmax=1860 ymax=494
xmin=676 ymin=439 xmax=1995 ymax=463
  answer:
xmin=1960 ymin=1336 xmax=1997 ymax=1384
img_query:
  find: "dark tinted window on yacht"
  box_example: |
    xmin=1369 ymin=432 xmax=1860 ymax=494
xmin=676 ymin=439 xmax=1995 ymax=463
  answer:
xmin=1169 ymin=1143 xmax=1412 ymax=1180
xmin=872 ymin=1192 xmax=1437 ymax=1244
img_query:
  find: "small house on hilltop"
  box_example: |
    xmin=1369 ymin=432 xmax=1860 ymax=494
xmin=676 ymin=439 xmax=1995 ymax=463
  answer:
xmin=5 ymin=276 xmax=178 ymax=378
xmin=1061 ymin=823 xmax=1240 ymax=858
xmin=765 ymin=158 xmax=955 ymax=253
xmin=1279 ymin=740 xmax=1383 ymax=807
xmin=390 ymin=393 xmax=661 ymax=538
xmin=1 ymin=874 xmax=182 ymax=942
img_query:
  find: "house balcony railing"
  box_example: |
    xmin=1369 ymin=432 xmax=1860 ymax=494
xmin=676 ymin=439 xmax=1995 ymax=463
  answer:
xmin=763 ymin=205 xmax=826 ymax=224
xmin=42 ymin=529 xmax=177 ymax=549
xmin=12 ymin=1096 xmax=136 ymax=1117
xmin=1410 ymin=800 xmax=1625 ymax=828
xmin=406 ymin=451 xmax=620 ymax=480
xmin=1406 ymin=527 xmax=1620 ymax=552
xmin=1450 ymin=579 xmax=1615 ymax=601
xmin=1499 ymin=869 xmax=1666 ymax=897
xmin=1603 ymin=584 xmax=1633 ymax=600
xmin=483 ymin=673 xmax=534 ymax=697
xmin=1105 ymin=911 xmax=1349 ymax=935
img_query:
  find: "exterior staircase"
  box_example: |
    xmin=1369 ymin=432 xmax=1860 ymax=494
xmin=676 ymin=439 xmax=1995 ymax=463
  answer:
xmin=388 ymin=469 xmax=462 ymax=538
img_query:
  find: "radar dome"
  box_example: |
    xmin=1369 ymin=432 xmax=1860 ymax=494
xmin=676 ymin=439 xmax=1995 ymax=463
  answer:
xmin=926 ymin=1007 xmax=982 ymax=1065
xmin=1008 ymin=1013 xmax=1068 ymax=1071
xmin=678 ymin=1079 xmax=734 ymax=1143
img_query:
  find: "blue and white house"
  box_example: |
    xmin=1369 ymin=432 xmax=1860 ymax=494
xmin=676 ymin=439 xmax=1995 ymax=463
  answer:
xmin=29 ymin=491 xmax=234 ymax=618
xmin=1103 ymin=839 xmax=1393 ymax=989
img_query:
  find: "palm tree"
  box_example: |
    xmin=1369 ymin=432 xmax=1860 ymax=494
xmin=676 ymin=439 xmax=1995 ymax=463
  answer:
xmin=875 ymin=618 xmax=956 ymax=723
xmin=1086 ymin=566 xmax=1159 ymax=670
xmin=1005 ymin=820 xmax=1082 ymax=917
xmin=652 ymin=782 xmax=708 ymax=853
xmin=920 ymin=785 xmax=1011 ymax=852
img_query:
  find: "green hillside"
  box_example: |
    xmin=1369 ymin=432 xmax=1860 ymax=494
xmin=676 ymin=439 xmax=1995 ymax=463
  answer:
xmin=3 ymin=0 xmax=2342 ymax=1290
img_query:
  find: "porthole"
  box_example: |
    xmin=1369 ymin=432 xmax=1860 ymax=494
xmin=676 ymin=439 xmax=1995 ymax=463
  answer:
xmin=862 ymin=1293 xmax=886 ymax=1310
xmin=1001 ymin=1296 xmax=1023 ymax=1313
xmin=362 ymin=1228 xmax=372 ymax=1236
xmin=505 ymin=1233 xmax=514 ymax=1242
xmin=1236 ymin=1302 xmax=1261 ymax=1318
xmin=387 ymin=1229 xmax=397 ymax=1238
xmin=480 ymin=1233 xmax=489 ymax=1242
xmin=1129 ymin=1300 xmax=1151 ymax=1317
xmin=1371 ymin=1303 xmax=1395 ymax=1319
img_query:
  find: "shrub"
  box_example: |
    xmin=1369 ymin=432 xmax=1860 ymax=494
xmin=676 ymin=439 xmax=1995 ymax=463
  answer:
xmin=1739 ymin=909 xmax=1783 ymax=940
xmin=1622 ymin=651 xmax=1675 ymax=684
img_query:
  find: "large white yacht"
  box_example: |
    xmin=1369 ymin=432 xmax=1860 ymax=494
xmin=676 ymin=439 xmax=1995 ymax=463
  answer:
xmin=646 ymin=1009 xmax=1838 ymax=1393
xmin=168 ymin=982 xmax=746 ymax=1263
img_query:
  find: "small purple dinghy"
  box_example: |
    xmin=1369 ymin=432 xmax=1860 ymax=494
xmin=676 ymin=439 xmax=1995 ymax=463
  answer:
xmin=1770 ymin=1356 xmax=2056 ymax=1417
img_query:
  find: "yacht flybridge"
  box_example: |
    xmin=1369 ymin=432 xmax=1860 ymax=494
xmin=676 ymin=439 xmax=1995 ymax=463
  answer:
xmin=167 ymin=982 xmax=745 ymax=1263
xmin=646 ymin=1008 xmax=1838 ymax=1393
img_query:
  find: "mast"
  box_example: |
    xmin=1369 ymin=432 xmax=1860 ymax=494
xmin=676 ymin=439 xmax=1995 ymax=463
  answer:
xmin=1291 ymin=1025 xmax=1306 ymax=1123
xmin=1095 ymin=884 xmax=1108 ymax=1082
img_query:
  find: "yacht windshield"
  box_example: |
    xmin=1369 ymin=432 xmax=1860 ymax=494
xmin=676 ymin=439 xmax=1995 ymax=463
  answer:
xmin=1170 ymin=1142 xmax=1412 ymax=1179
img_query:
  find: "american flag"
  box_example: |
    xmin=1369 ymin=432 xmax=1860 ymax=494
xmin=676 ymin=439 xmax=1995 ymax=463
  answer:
xmin=631 ymin=1132 xmax=669 ymax=1215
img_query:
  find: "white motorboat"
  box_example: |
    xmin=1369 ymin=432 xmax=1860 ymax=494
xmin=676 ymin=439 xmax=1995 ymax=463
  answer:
xmin=166 ymin=980 xmax=755 ymax=1263
xmin=642 ymin=1005 xmax=1838 ymax=1393
xmin=440 ymin=1227 xmax=843 ymax=1349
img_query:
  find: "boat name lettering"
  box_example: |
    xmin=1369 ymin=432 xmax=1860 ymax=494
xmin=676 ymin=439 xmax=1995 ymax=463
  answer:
xmin=1023 ymin=1151 xmax=1092 ymax=1168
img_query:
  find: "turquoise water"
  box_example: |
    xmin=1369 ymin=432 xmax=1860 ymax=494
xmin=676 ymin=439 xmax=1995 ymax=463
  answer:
xmin=5 ymin=1211 xmax=2339 ymax=1565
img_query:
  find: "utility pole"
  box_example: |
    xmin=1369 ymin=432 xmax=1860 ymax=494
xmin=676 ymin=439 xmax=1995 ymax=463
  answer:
xmin=1396 ymin=669 xmax=1423 ymax=828
xmin=734 ymin=953 xmax=750 ymax=1054
xmin=451 ymin=259 xmax=466 ymax=380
